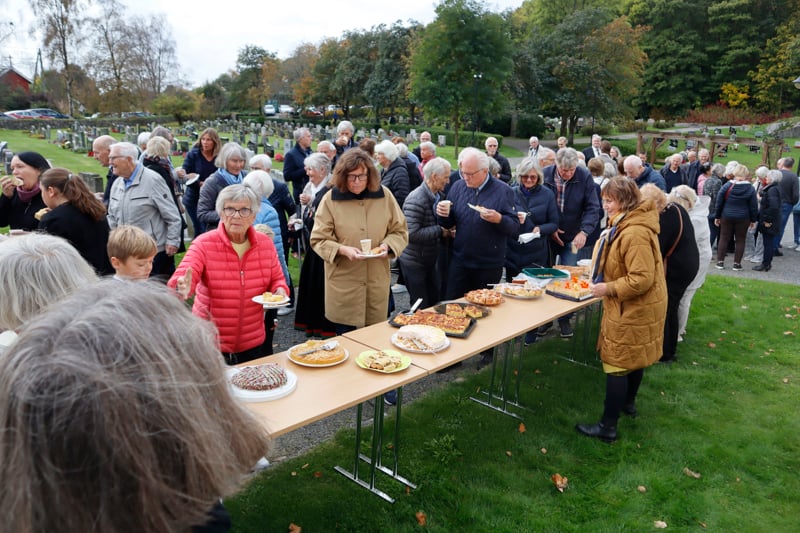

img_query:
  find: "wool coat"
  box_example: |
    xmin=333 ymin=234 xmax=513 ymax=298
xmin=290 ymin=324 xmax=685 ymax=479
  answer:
xmin=310 ymin=185 xmax=408 ymax=328
xmin=168 ymin=224 xmax=288 ymax=353
xmin=596 ymin=200 xmax=667 ymax=369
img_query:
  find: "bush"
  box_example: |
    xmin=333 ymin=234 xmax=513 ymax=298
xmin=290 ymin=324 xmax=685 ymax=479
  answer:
xmin=683 ymin=104 xmax=780 ymax=126
xmin=578 ymin=124 xmax=612 ymax=137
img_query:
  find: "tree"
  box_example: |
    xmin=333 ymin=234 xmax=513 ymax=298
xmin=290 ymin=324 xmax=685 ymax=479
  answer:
xmin=129 ymin=14 xmax=180 ymax=101
xmin=28 ymin=0 xmax=89 ymax=116
xmin=151 ymin=87 xmax=199 ymax=124
xmin=229 ymin=45 xmax=274 ymax=111
xmin=749 ymin=11 xmax=800 ymax=113
xmin=281 ymin=43 xmax=319 ymax=107
xmin=86 ymin=0 xmax=136 ymax=113
xmin=364 ymin=22 xmax=420 ymax=121
xmin=409 ymin=0 xmax=513 ymax=152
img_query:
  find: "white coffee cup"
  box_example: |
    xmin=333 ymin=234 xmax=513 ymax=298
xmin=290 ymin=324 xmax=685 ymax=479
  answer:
xmin=360 ymin=239 xmax=372 ymax=253
xmin=439 ymin=200 xmax=452 ymax=216
xmin=517 ymin=211 xmax=527 ymax=223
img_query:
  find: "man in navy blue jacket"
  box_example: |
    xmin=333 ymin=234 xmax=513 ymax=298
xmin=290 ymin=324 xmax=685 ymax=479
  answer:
xmin=283 ymin=127 xmax=312 ymax=203
xmin=437 ymin=147 xmax=518 ymax=368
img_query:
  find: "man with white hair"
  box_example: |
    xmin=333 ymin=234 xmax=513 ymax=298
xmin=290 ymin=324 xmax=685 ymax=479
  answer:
xmin=284 ymin=127 xmax=313 ymax=204
xmin=93 ymin=134 xmax=118 ymax=205
xmin=660 ymin=153 xmax=688 ymax=192
xmin=528 ymin=136 xmax=540 ymax=158
xmin=334 ymin=120 xmax=356 ymax=157
xmin=317 ymin=140 xmax=337 ymax=163
xmin=623 ymin=155 xmax=667 ymax=191
xmin=106 ymin=142 xmax=182 ymax=279
xmin=412 ymin=131 xmax=432 ymax=160
xmin=582 ymin=134 xmax=602 ymax=162
xmin=436 ymin=148 xmax=518 ymax=367
xmin=484 ymin=137 xmax=512 ymax=183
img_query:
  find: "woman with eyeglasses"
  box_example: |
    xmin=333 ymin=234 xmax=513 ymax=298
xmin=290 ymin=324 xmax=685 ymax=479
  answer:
xmin=169 ymin=184 xmax=288 ymax=365
xmin=310 ymin=148 xmax=408 ymax=335
xmin=505 ymin=157 xmax=559 ymax=281
xmin=576 ymin=177 xmax=666 ymax=442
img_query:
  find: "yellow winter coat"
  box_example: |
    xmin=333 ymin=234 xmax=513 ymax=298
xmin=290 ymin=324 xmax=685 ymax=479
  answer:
xmin=596 ymin=200 xmax=667 ymax=369
xmin=311 ymin=186 xmax=408 ymax=328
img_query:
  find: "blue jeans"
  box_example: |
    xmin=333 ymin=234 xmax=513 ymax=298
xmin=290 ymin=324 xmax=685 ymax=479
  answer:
xmin=793 ymin=207 xmax=800 ymax=245
xmin=774 ymin=202 xmax=793 ymax=248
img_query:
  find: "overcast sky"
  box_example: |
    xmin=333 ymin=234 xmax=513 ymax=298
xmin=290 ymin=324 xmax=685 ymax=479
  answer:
xmin=2 ymin=0 xmax=523 ymax=87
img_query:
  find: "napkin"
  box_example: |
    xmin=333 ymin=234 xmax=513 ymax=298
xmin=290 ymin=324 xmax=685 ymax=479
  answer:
xmin=518 ymin=231 xmax=540 ymax=244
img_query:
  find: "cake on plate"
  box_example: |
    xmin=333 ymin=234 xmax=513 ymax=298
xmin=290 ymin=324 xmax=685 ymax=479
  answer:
xmin=230 ymin=363 xmax=288 ymax=391
xmin=548 ymin=277 xmax=592 ymax=299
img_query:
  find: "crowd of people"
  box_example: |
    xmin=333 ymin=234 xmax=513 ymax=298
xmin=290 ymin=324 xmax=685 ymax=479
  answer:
xmin=0 ymin=125 xmax=799 ymax=526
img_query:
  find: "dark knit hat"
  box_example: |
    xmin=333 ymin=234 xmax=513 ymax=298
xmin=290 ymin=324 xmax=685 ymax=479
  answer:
xmin=15 ymin=152 xmax=51 ymax=173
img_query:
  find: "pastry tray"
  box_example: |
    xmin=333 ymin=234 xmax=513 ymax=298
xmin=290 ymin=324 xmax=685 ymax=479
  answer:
xmin=387 ymin=313 xmax=477 ymax=338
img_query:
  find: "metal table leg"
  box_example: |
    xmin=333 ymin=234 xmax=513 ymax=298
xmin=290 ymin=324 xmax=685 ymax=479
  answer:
xmin=470 ymin=335 xmax=528 ymax=419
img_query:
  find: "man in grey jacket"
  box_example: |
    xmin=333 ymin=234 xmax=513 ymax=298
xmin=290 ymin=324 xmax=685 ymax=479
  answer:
xmin=107 ymin=142 xmax=182 ymax=279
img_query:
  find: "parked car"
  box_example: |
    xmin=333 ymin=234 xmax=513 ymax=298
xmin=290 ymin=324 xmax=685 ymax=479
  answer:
xmin=263 ymin=104 xmax=276 ymax=116
xmin=279 ymin=105 xmax=295 ymax=114
xmin=30 ymin=108 xmax=70 ymax=119
xmin=4 ymin=109 xmax=42 ymax=119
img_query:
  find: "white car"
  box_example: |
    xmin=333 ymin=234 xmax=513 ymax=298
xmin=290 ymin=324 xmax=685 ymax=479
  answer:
xmin=279 ymin=105 xmax=295 ymax=114
xmin=263 ymin=104 xmax=276 ymax=116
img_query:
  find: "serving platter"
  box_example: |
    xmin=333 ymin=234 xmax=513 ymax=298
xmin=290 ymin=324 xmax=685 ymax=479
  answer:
xmin=226 ymin=367 xmax=298 ymax=402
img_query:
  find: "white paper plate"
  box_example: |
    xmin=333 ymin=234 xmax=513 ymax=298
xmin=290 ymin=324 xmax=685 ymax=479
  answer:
xmin=390 ymin=333 xmax=450 ymax=354
xmin=467 ymin=203 xmax=488 ymax=214
xmin=287 ymin=346 xmax=349 ymax=367
xmin=226 ymin=367 xmax=297 ymax=402
xmin=356 ymin=250 xmax=388 ymax=259
xmin=251 ymin=294 xmax=291 ymax=307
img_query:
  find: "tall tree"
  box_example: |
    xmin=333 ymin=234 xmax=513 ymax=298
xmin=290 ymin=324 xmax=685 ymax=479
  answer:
xmin=86 ymin=0 xmax=136 ymax=113
xmin=282 ymin=43 xmax=319 ymax=107
xmin=408 ymin=0 xmax=513 ymax=151
xmin=364 ymin=22 xmax=420 ymax=121
xmin=749 ymin=12 xmax=800 ymax=113
xmin=129 ymin=14 xmax=180 ymax=101
xmin=28 ymin=0 xmax=89 ymax=116
xmin=230 ymin=45 xmax=273 ymax=111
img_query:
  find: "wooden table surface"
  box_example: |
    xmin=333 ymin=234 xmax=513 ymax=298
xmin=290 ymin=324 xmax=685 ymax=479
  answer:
xmin=235 ymin=336 xmax=427 ymax=437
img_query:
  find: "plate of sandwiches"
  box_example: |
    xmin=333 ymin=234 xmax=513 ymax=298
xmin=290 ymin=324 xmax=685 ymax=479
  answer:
xmin=355 ymin=349 xmax=412 ymax=373
xmin=391 ymin=325 xmax=450 ymax=353
xmin=226 ymin=363 xmax=297 ymax=402
xmin=287 ymin=340 xmax=349 ymax=367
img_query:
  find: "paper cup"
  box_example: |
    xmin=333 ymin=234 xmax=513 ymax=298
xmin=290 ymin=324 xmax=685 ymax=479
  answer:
xmin=439 ymin=200 xmax=452 ymax=216
xmin=571 ymin=242 xmax=579 ymax=254
xmin=517 ymin=211 xmax=527 ymax=223
xmin=360 ymin=239 xmax=372 ymax=253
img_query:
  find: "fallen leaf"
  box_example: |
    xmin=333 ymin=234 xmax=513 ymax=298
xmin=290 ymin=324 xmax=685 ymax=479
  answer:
xmin=784 ymin=331 xmax=795 ymax=336
xmin=721 ymin=330 xmax=727 ymax=334
xmin=387 ymin=443 xmax=394 ymax=450
xmin=506 ymin=450 xmax=512 ymax=457
xmin=654 ymin=520 xmax=668 ymax=528
xmin=683 ymin=467 xmax=701 ymax=479
xmin=740 ymin=305 xmax=748 ymax=309
xmin=301 ymin=463 xmax=309 ymax=469
xmin=534 ymin=369 xmax=541 ymax=374
xmin=783 ymin=378 xmax=789 ymax=384
xmin=785 ymin=314 xmax=794 ymax=318
xmin=291 ymin=471 xmax=297 ymax=476
xmin=540 ymin=447 xmax=547 ymax=454
xmin=313 ymin=471 xmax=322 ymax=478
xmin=405 ymin=486 xmax=411 ymax=495
xmin=700 ymin=521 xmax=707 ymax=528
xmin=513 ymin=369 xmax=518 ymax=376
xmin=288 ymin=523 xmax=302 ymax=533
xmin=708 ymin=342 xmax=716 ymax=348
xmin=551 ymin=473 xmax=568 ymax=492
xmin=415 ymin=511 xmax=427 ymax=526
xmin=518 ymin=423 xmax=526 ymax=433
xmin=637 ymin=485 xmax=647 ymax=493
xmin=736 ymin=477 xmax=741 ymax=482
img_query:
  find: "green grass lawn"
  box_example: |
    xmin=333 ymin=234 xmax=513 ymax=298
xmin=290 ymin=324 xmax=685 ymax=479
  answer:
xmin=227 ymin=275 xmax=800 ymax=531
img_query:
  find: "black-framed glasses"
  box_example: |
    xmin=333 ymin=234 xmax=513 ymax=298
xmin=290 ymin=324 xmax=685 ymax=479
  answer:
xmin=518 ymin=174 xmax=537 ymax=181
xmin=222 ymin=207 xmax=253 ymax=217
xmin=347 ymin=174 xmax=368 ymax=182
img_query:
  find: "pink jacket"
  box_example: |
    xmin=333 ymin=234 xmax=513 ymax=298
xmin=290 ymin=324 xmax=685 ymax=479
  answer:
xmin=169 ymin=224 xmax=288 ymax=353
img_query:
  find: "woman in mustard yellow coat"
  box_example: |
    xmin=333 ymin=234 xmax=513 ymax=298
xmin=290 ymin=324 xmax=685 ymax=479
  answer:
xmin=311 ymin=149 xmax=408 ymax=332
xmin=577 ymin=177 xmax=667 ymax=442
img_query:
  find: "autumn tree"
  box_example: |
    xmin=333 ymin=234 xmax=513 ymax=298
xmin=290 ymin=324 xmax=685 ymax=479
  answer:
xmin=364 ymin=22 xmax=420 ymax=121
xmin=749 ymin=10 xmax=800 ymax=113
xmin=151 ymin=86 xmax=199 ymax=124
xmin=230 ymin=45 xmax=274 ymax=111
xmin=408 ymin=0 xmax=512 ymax=151
xmin=282 ymin=43 xmax=319 ymax=107
xmin=129 ymin=14 xmax=180 ymax=101
xmin=29 ymin=0 xmax=89 ymax=116
xmin=86 ymin=0 xmax=136 ymax=113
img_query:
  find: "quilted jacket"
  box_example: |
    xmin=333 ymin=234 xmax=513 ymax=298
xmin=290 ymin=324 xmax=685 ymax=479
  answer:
xmin=168 ymin=224 xmax=288 ymax=353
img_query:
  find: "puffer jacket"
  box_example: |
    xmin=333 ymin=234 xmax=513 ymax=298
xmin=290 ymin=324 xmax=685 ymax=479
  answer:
xmin=380 ymin=157 xmax=410 ymax=207
xmin=596 ymin=200 xmax=667 ymax=369
xmin=197 ymin=170 xmax=246 ymax=229
xmin=399 ymin=182 xmax=440 ymax=269
xmin=168 ymin=224 xmax=288 ymax=353
xmin=505 ymin=183 xmax=559 ymax=271
xmin=714 ymin=181 xmax=758 ymax=221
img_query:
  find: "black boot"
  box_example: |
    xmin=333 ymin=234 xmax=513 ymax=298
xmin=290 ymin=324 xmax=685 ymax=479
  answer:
xmin=575 ymin=422 xmax=617 ymax=442
xmin=622 ymin=403 xmax=638 ymax=418
xmin=753 ymin=263 xmax=771 ymax=272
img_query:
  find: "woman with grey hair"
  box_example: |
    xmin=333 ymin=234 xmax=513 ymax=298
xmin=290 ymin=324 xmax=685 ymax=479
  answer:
xmin=374 ymin=139 xmax=410 ymax=207
xmin=397 ymin=156 xmax=452 ymax=308
xmin=744 ymin=166 xmax=770 ymax=264
xmin=334 ymin=120 xmax=356 ymax=156
xmin=0 ymin=233 xmax=97 ymax=351
xmin=752 ymin=169 xmax=782 ymax=272
xmin=299 ymin=152 xmax=332 ymax=213
xmin=169 ymin=184 xmax=288 ymax=364
xmin=0 ymin=280 xmax=269 ymax=531
xmin=197 ymin=142 xmax=248 ymax=230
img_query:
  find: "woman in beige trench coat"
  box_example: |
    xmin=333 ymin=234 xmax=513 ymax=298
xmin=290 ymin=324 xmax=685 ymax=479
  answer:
xmin=311 ymin=148 xmax=408 ymax=332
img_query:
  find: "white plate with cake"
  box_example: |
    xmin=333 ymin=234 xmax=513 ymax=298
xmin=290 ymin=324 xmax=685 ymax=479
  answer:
xmin=226 ymin=363 xmax=297 ymax=402
xmin=287 ymin=340 xmax=349 ymax=367
xmin=251 ymin=292 xmax=291 ymax=307
xmin=390 ymin=324 xmax=450 ymax=353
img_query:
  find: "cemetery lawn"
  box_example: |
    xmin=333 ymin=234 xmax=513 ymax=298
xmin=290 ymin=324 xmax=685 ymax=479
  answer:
xmin=226 ymin=275 xmax=799 ymax=532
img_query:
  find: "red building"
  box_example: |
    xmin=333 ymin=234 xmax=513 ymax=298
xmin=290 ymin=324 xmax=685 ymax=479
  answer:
xmin=0 ymin=67 xmax=32 ymax=94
